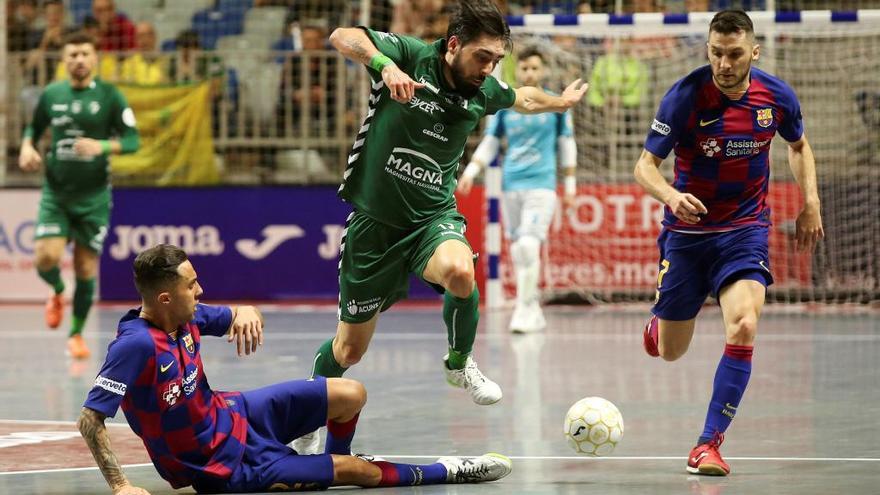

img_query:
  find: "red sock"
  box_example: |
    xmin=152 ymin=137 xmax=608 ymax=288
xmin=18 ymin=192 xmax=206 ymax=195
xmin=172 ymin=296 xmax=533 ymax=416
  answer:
xmin=325 ymin=413 xmax=358 ymax=454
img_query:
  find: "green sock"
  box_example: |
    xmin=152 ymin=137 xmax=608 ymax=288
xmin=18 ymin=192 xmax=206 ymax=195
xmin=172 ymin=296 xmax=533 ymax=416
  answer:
xmin=70 ymin=278 xmax=95 ymax=337
xmin=312 ymin=338 xmax=347 ymax=378
xmin=444 ymin=287 xmax=479 ymax=370
xmin=37 ymin=266 xmax=65 ymax=295
xmin=70 ymin=316 xmax=86 ymax=337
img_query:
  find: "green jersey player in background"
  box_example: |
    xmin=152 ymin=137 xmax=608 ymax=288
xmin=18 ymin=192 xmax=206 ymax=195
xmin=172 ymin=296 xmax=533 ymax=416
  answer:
xmin=18 ymin=31 xmax=139 ymax=359
xmin=296 ymin=0 xmax=587 ymax=453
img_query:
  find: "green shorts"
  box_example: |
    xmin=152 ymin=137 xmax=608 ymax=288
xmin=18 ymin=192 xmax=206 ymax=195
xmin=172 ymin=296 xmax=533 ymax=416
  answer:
xmin=35 ymin=188 xmax=111 ymax=253
xmin=338 ymin=208 xmax=471 ymax=323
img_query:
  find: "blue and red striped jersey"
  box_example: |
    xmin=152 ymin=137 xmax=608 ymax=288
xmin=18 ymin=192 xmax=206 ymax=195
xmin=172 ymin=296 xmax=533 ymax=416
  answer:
xmin=84 ymin=304 xmax=246 ymax=489
xmin=645 ymin=65 xmax=804 ymax=232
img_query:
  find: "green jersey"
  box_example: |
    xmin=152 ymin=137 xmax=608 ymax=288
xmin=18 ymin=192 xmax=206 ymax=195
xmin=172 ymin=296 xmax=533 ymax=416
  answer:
xmin=339 ymin=28 xmax=516 ymax=229
xmin=25 ymin=78 xmax=139 ymax=197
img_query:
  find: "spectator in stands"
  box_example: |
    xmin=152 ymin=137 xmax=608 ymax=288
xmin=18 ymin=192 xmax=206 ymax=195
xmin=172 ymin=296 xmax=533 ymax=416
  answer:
xmin=8 ymin=0 xmax=41 ymax=52
xmin=389 ymin=0 xmax=446 ymax=40
xmin=587 ymin=37 xmax=649 ymax=169
xmin=300 ymin=23 xmax=328 ymax=51
xmin=277 ymin=23 xmax=338 ymax=135
xmin=168 ymin=30 xmax=223 ymax=83
xmin=92 ymin=0 xmax=136 ymax=52
xmin=119 ymin=22 xmax=167 ymax=84
xmin=271 ymin=15 xmax=328 ymax=55
xmin=33 ymin=0 xmax=74 ymax=53
xmin=287 ymin=0 xmax=347 ymax=32
xmin=588 ymin=38 xmax=648 ymax=110
xmin=25 ymin=1 xmax=78 ymax=78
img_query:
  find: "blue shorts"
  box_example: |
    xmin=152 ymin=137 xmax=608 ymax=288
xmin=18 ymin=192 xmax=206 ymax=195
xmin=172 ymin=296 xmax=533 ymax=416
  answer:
xmin=652 ymin=226 xmax=773 ymax=321
xmin=193 ymin=377 xmax=333 ymax=493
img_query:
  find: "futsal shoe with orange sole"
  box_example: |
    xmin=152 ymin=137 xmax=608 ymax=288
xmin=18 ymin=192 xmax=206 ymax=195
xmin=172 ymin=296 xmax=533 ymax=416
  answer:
xmin=643 ymin=315 xmax=660 ymax=357
xmin=45 ymin=294 xmax=64 ymax=329
xmin=686 ymin=433 xmax=730 ymax=476
xmin=67 ymin=334 xmax=91 ymax=360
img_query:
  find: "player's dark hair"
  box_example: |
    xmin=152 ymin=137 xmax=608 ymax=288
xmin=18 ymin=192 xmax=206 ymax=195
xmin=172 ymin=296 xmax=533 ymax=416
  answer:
xmin=62 ymin=30 xmax=97 ymax=48
xmin=133 ymin=244 xmax=189 ymax=296
xmin=447 ymin=0 xmax=512 ymax=52
xmin=709 ymin=9 xmax=755 ymax=38
xmin=44 ymin=0 xmax=64 ymax=8
xmin=517 ymin=45 xmax=544 ymax=63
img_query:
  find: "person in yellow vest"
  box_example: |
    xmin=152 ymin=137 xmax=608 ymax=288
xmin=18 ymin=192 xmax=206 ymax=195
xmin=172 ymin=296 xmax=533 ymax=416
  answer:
xmin=587 ymin=37 xmax=649 ymax=168
xmin=587 ymin=37 xmax=648 ymax=109
xmin=119 ymin=22 xmax=168 ymax=84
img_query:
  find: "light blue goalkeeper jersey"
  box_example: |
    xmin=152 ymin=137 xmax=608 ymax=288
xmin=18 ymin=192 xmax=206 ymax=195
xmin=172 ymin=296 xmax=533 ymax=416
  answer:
xmin=484 ymin=107 xmax=573 ymax=191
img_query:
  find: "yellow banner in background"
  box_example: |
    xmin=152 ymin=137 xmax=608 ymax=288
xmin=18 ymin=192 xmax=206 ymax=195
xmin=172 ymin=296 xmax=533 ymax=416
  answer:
xmin=111 ymin=82 xmax=218 ymax=185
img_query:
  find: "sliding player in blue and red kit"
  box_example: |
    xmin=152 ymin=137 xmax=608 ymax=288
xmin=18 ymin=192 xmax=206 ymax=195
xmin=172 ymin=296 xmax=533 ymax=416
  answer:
xmin=76 ymin=244 xmax=511 ymax=495
xmin=634 ymin=10 xmax=823 ymax=476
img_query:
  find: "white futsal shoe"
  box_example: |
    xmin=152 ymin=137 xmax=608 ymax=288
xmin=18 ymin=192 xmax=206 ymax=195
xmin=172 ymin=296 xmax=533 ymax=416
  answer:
xmin=444 ymin=354 xmax=503 ymax=405
xmin=509 ymin=303 xmax=546 ymax=334
xmin=437 ymin=453 xmax=512 ymax=483
xmin=290 ymin=427 xmax=322 ymax=455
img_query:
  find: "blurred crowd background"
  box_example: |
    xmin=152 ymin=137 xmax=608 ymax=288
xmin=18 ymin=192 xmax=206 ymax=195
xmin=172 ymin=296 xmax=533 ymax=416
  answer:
xmin=3 ymin=0 xmax=879 ymax=188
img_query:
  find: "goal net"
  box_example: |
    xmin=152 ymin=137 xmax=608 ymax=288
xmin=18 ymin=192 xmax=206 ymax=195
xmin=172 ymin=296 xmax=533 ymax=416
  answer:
xmin=484 ymin=11 xmax=880 ymax=306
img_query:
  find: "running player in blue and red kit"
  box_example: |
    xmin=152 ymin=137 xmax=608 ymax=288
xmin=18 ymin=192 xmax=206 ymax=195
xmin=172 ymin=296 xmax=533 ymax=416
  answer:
xmin=76 ymin=244 xmax=511 ymax=494
xmin=634 ymin=10 xmax=823 ymax=476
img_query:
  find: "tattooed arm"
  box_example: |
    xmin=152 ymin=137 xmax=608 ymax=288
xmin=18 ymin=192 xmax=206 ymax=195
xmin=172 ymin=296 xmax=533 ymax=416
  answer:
xmin=77 ymin=407 xmax=150 ymax=495
xmin=328 ymin=27 xmax=424 ymax=103
xmin=328 ymin=27 xmax=379 ymax=66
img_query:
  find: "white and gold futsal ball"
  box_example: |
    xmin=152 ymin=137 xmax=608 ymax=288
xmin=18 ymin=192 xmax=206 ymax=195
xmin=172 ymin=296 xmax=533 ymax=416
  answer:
xmin=564 ymin=397 xmax=624 ymax=456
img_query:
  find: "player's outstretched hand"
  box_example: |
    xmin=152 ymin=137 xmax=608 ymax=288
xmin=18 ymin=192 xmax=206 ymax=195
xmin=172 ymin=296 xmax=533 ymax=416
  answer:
xmin=73 ymin=137 xmax=105 ymax=158
xmin=113 ymin=484 xmax=151 ymax=495
xmin=560 ymin=79 xmax=589 ymax=108
xmin=457 ymin=175 xmax=475 ymax=195
xmin=382 ymin=65 xmax=425 ymax=103
xmin=666 ymin=192 xmax=707 ymax=224
xmin=18 ymin=144 xmax=42 ymax=172
xmin=795 ymin=205 xmax=824 ymax=252
xmin=227 ymin=306 xmax=264 ymax=356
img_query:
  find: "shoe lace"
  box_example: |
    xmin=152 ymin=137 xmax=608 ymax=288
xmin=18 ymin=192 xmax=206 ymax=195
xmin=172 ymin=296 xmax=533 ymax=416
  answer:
xmin=463 ymin=359 xmax=487 ymax=385
xmin=453 ymin=460 xmax=490 ymax=482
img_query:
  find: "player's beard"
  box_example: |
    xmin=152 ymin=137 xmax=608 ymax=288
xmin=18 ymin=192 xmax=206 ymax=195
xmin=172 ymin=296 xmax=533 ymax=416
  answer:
xmin=713 ymin=63 xmax=750 ymax=91
xmin=68 ymin=63 xmax=92 ymax=84
xmin=450 ymin=54 xmax=484 ymax=99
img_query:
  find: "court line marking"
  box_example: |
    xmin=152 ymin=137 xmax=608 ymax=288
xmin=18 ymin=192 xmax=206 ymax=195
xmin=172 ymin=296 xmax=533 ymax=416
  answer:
xmin=2 ymin=455 xmax=879 ymax=476
xmin=3 ymin=331 xmax=880 ymax=342
xmin=378 ymin=455 xmax=880 ymax=462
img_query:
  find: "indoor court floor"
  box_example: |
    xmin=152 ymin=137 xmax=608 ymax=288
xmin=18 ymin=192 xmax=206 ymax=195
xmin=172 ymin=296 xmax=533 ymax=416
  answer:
xmin=0 ymin=303 xmax=878 ymax=494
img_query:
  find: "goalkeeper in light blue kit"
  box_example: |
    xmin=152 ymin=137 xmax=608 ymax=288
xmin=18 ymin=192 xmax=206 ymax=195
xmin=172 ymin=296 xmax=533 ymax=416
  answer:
xmin=458 ymin=46 xmax=578 ymax=333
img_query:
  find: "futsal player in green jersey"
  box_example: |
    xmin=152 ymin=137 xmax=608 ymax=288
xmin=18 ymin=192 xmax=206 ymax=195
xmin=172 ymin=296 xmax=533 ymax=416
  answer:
xmin=18 ymin=31 xmax=139 ymax=359
xmin=296 ymin=0 xmax=588 ymax=453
